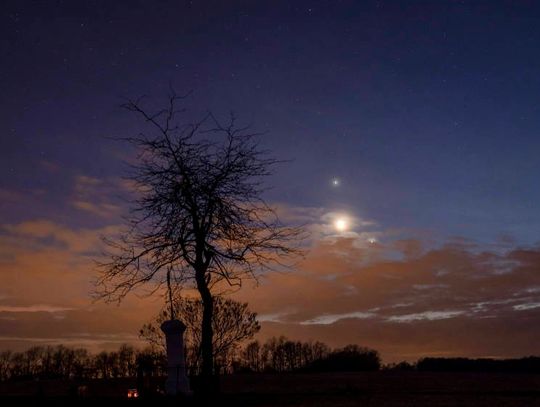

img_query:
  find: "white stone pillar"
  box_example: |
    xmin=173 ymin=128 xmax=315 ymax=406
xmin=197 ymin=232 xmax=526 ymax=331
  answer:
xmin=160 ymin=319 xmax=190 ymax=395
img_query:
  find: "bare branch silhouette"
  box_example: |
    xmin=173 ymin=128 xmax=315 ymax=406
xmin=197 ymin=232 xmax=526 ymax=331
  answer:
xmin=96 ymin=90 xmax=305 ymax=380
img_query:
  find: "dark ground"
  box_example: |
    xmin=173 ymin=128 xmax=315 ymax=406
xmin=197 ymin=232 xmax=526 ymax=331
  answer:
xmin=1 ymin=371 xmax=540 ymax=406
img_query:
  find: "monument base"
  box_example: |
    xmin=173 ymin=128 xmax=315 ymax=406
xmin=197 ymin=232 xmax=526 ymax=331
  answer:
xmin=161 ymin=319 xmax=190 ymax=395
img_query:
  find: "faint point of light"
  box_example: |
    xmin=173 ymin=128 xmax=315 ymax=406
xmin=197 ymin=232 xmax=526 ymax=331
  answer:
xmin=331 ymin=177 xmax=340 ymax=187
xmin=368 ymin=238 xmax=377 ymax=244
xmin=334 ymin=217 xmax=348 ymax=232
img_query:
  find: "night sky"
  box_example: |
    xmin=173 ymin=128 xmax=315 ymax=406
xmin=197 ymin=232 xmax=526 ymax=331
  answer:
xmin=1 ymin=1 xmax=540 ymax=362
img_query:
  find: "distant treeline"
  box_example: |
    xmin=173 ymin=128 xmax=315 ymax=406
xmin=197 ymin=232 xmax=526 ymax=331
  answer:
xmin=236 ymin=337 xmax=381 ymax=373
xmin=413 ymin=357 xmax=540 ymax=373
xmin=0 ymin=345 xmax=165 ymax=382
xmin=0 ymin=337 xmax=380 ymax=381
xmin=2 ymin=341 xmax=539 ymax=382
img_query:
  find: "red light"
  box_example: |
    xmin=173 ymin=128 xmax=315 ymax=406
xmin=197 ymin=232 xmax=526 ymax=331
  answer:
xmin=127 ymin=389 xmax=139 ymax=398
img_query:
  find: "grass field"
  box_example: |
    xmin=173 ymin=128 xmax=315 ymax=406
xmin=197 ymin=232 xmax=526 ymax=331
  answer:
xmin=1 ymin=371 xmax=540 ymax=406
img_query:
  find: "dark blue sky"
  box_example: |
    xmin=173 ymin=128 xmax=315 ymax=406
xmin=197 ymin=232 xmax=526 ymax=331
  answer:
xmin=3 ymin=1 xmax=540 ymax=360
xmin=2 ymin=0 xmax=540 ymax=243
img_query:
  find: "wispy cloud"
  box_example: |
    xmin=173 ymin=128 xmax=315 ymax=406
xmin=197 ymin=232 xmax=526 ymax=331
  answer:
xmin=300 ymin=311 xmax=376 ymax=325
xmin=258 ymin=312 xmax=291 ymax=323
xmin=0 ymin=304 xmax=75 ymax=313
xmin=0 ymin=334 xmax=142 ymax=352
xmin=513 ymin=302 xmax=540 ymax=311
xmin=386 ymin=310 xmax=465 ymax=323
xmin=70 ymin=175 xmax=124 ymax=218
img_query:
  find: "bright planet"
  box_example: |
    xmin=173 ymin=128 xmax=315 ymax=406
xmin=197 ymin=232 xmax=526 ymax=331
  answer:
xmin=334 ymin=217 xmax=348 ymax=232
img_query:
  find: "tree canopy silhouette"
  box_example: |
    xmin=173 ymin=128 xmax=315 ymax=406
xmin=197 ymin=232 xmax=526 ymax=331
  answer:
xmin=96 ymin=90 xmax=304 ymax=381
xmin=140 ymin=296 xmax=260 ymax=374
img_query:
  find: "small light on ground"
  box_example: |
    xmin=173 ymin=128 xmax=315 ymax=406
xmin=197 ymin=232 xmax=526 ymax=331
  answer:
xmin=127 ymin=388 xmax=139 ymax=398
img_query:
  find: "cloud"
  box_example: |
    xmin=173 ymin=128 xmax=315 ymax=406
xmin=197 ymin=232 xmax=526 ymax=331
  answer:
xmin=234 ymin=235 xmax=540 ymax=361
xmin=0 ymin=334 xmax=143 ymax=353
xmin=273 ymin=204 xmax=326 ymax=225
xmin=1 ymin=207 xmax=540 ymax=362
xmin=70 ymin=175 xmax=125 ymax=219
xmin=513 ymin=302 xmax=540 ymax=311
xmin=0 ymin=220 xmax=123 ymax=311
xmin=0 ymin=188 xmax=24 ymax=203
xmin=258 ymin=311 xmax=293 ymax=323
xmin=300 ymin=311 xmax=377 ymax=325
xmin=2 ymin=219 xmax=120 ymax=253
xmin=0 ymin=304 xmax=74 ymax=313
xmin=72 ymin=200 xmax=122 ymax=218
xmin=272 ymin=205 xmax=379 ymax=247
xmin=0 ymin=187 xmax=46 ymax=206
xmin=386 ymin=310 xmax=465 ymax=323
xmin=0 ymin=218 xmax=166 ymax=353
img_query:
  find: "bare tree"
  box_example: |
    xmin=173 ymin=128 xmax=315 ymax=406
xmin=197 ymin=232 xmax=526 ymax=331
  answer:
xmin=140 ymin=296 xmax=260 ymax=374
xmin=241 ymin=340 xmax=262 ymax=372
xmin=96 ymin=90 xmax=303 ymax=383
xmin=0 ymin=351 xmax=12 ymax=381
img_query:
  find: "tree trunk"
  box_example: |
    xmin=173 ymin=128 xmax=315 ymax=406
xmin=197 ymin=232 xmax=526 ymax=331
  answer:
xmin=196 ymin=272 xmax=215 ymax=391
xmin=200 ymin=290 xmax=213 ymax=377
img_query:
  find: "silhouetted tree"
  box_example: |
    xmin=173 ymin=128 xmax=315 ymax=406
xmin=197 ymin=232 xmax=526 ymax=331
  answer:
xmin=96 ymin=90 xmax=304 ymax=385
xmin=0 ymin=344 xmax=169 ymax=382
xmin=385 ymin=360 xmax=415 ymax=371
xmin=308 ymin=344 xmax=381 ymax=372
xmin=241 ymin=340 xmax=262 ymax=372
xmin=236 ymin=337 xmax=339 ymax=373
xmin=136 ymin=346 xmax=167 ymax=377
xmin=94 ymin=351 xmax=112 ymax=379
xmin=118 ymin=344 xmax=138 ymax=377
xmin=71 ymin=348 xmax=91 ymax=379
xmin=140 ymin=295 xmax=260 ymax=374
xmin=237 ymin=337 xmax=378 ymax=373
xmin=0 ymin=350 xmax=12 ymax=381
